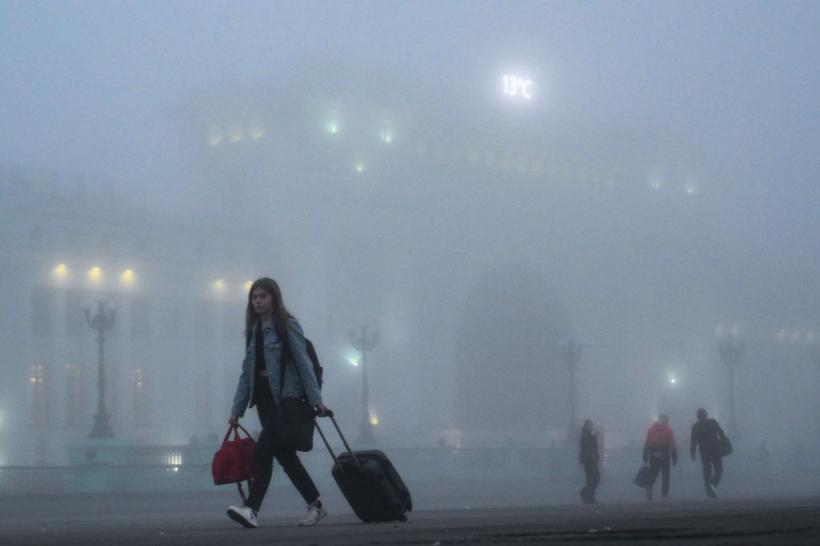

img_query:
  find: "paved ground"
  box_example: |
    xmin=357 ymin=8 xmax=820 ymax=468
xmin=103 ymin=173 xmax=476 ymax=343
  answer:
xmin=1 ymin=488 xmax=819 ymax=545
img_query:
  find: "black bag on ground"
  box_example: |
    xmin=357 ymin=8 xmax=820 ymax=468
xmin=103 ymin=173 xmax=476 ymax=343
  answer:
xmin=634 ymin=465 xmax=652 ymax=488
xmin=317 ymin=416 xmax=412 ymax=523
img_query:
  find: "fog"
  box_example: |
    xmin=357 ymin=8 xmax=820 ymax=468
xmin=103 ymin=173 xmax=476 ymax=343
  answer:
xmin=1 ymin=1 xmax=819 ymax=504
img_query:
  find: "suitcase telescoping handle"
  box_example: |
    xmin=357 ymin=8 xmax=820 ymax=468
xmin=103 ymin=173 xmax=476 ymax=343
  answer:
xmin=315 ymin=414 xmax=362 ymax=470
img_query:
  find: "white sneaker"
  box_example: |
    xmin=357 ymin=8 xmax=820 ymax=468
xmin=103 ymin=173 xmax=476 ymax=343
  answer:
xmin=227 ymin=505 xmax=258 ymax=528
xmin=298 ymin=503 xmax=327 ymax=526
xmin=707 ymin=483 xmax=718 ymax=498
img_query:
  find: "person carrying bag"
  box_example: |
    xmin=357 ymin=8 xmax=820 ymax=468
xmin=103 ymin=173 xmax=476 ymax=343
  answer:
xmin=225 ymin=277 xmax=332 ymax=529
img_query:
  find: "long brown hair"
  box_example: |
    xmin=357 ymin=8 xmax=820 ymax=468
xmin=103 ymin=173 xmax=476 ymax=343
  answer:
xmin=244 ymin=277 xmax=293 ymax=345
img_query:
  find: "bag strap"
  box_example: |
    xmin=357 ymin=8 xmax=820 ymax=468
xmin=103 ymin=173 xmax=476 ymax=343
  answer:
xmin=222 ymin=422 xmax=252 ymax=445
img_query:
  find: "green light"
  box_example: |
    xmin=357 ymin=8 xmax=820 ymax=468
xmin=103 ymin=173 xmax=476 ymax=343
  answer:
xmin=380 ymin=120 xmax=393 ymax=144
xmin=345 ymin=350 xmax=360 ymax=367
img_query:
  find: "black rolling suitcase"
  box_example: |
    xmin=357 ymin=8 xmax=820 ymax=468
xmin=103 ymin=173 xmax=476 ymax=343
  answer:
xmin=316 ymin=415 xmax=412 ymax=522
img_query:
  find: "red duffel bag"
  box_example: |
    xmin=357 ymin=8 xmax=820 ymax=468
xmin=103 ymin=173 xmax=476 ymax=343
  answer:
xmin=212 ymin=423 xmax=256 ymax=501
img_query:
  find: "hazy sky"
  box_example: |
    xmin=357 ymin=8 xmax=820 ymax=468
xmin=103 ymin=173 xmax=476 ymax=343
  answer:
xmin=2 ymin=1 xmax=818 ymax=211
xmin=2 ymin=1 xmax=819 ymax=451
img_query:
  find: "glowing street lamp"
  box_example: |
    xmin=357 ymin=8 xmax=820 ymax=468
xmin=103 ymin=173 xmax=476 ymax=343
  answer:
xmin=53 ymin=263 xmax=69 ymax=282
xmin=120 ymin=269 xmax=135 ymax=287
xmin=350 ymin=325 xmax=378 ymax=444
xmin=87 ymin=266 xmax=103 ymax=284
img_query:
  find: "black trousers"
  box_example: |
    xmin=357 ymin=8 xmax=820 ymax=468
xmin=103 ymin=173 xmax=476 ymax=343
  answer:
xmin=245 ymin=397 xmax=320 ymax=513
xmin=701 ymin=456 xmax=723 ymax=495
xmin=647 ymin=453 xmax=671 ymax=498
xmin=581 ymin=462 xmax=600 ymax=502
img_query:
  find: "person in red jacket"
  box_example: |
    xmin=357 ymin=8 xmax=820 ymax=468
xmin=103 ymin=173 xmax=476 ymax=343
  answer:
xmin=642 ymin=414 xmax=677 ymax=501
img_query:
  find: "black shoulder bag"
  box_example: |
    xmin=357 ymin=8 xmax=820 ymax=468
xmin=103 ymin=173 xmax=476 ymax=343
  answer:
xmin=275 ymin=324 xmax=317 ymax=452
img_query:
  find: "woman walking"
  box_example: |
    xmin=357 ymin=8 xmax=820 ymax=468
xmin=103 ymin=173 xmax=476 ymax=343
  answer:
xmin=226 ymin=277 xmax=331 ymax=528
xmin=579 ymin=419 xmax=600 ymax=504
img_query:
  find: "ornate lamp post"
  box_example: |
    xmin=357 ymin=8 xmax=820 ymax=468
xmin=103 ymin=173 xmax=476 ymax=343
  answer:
xmin=350 ymin=325 xmax=378 ymax=443
xmin=716 ymin=324 xmax=744 ymax=438
xmin=561 ymin=340 xmax=582 ymax=438
xmin=84 ymin=301 xmax=116 ymax=438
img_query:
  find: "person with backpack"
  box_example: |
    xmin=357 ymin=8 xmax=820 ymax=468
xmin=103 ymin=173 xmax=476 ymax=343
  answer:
xmin=578 ymin=419 xmax=601 ymax=504
xmin=226 ymin=277 xmax=331 ymax=528
xmin=642 ymin=414 xmax=677 ymax=501
xmin=690 ymin=408 xmax=728 ymax=498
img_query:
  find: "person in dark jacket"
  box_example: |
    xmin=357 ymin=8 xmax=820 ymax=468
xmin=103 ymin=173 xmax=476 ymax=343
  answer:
xmin=642 ymin=414 xmax=677 ymax=501
xmin=226 ymin=277 xmax=332 ymax=529
xmin=690 ymin=408 xmax=727 ymax=498
xmin=579 ymin=419 xmax=600 ymax=504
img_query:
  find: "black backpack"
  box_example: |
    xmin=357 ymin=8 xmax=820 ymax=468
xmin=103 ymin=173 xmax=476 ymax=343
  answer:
xmin=300 ymin=338 xmax=324 ymax=389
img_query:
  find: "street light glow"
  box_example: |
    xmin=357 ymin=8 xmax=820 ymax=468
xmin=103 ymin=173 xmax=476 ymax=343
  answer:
xmin=380 ymin=120 xmax=393 ymax=144
xmin=53 ymin=263 xmax=69 ymax=281
xmin=228 ymin=128 xmax=243 ymax=143
xmin=120 ymin=269 xmax=135 ymax=286
xmin=208 ymin=129 xmax=223 ymax=147
xmin=88 ymin=266 xmax=103 ymax=284
xmin=369 ymin=414 xmax=379 ymax=426
xmin=243 ymin=280 xmax=253 ymax=293
xmin=355 ymin=160 xmax=365 ymax=173
xmin=326 ymin=109 xmax=340 ymax=135
xmin=249 ymin=126 xmax=265 ymax=140
xmin=343 ymin=349 xmax=361 ymax=367
xmin=213 ymin=279 xmax=225 ymax=293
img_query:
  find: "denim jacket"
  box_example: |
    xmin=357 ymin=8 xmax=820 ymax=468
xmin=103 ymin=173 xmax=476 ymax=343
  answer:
xmin=230 ymin=318 xmax=322 ymax=418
